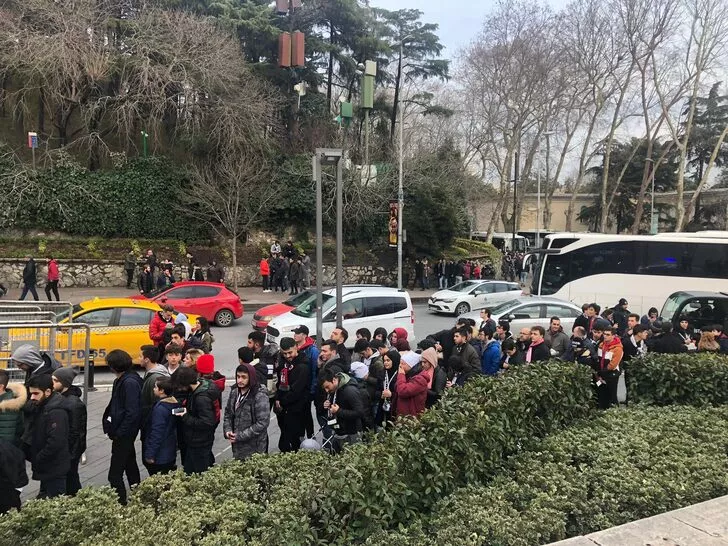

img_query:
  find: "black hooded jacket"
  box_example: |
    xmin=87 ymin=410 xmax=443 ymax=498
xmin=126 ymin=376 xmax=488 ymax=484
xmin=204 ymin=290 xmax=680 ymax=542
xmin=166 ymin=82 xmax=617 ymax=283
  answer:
xmin=30 ymin=392 xmax=70 ymax=481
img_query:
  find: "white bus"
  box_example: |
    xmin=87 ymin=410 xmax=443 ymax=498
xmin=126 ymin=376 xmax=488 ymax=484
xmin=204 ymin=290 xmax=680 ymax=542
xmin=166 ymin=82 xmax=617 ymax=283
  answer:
xmin=471 ymin=231 xmax=528 ymax=253
xmin=529 ymin=232 xmax=728 ymax=316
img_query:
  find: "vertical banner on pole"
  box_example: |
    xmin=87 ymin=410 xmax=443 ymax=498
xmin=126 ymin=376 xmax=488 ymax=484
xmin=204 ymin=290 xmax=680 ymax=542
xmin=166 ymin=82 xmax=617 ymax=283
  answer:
xmin=27 ymin=132 xmax=38 ymax=149
xmin=388 ymin=200 xmax=398 ymax=248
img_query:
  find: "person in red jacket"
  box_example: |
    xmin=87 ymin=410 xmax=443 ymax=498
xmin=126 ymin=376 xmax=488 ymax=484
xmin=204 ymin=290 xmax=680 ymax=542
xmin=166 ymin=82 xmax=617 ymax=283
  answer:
xmin=149 ymin=304 xmax=175 ymax=362
xmin=44 ymin=257 xmax=60 ymax=301
xmin=260 ymin=256 xmax=271 ymax=293
xmin=396 ymin=349 xmax=433 ymax=418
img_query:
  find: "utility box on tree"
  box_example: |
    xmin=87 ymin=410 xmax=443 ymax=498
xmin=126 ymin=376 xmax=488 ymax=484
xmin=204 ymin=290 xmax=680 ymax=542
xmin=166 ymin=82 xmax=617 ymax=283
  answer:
xmin=278 ymin=32 xmax=292 ymax=67
xmin=292 ymin=31 xmax=305 ymax=67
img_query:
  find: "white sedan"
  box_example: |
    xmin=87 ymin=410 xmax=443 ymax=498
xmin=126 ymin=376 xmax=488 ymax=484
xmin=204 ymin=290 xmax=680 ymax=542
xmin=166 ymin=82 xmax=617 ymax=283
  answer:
xmin=428 ymin=280 xmax=522 ymax=316
xmin=460 ymin=296 xmax=583 ymax=332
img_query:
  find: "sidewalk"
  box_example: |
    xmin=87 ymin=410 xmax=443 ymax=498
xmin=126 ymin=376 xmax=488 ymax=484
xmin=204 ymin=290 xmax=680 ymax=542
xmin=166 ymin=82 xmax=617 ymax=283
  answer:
xmin=2 ymin=285 xmax=439 ymax=311
xmin=547 ymin=495 xmax=728 ymax=545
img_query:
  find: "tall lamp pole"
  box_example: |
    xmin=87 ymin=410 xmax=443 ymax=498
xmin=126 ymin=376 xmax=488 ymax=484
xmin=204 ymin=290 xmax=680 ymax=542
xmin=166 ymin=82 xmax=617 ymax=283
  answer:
xmin=397 ymin=36 xmax=413 ymax=290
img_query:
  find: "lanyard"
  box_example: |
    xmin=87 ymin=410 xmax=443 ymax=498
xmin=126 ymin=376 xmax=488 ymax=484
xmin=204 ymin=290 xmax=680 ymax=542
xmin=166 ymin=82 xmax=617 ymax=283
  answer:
xmin=235 ymin=389 xmax=250 ymax=411
xmin=384 ymin=370 xmax=395 ymax=391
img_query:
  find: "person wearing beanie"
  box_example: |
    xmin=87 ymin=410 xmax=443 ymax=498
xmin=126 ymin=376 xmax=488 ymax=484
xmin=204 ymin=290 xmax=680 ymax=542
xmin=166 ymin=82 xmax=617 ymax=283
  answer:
xmin=196 ymin=354 xmax=226 ymax=423
xmin=52 ymin=367 xmax=86 ymax=496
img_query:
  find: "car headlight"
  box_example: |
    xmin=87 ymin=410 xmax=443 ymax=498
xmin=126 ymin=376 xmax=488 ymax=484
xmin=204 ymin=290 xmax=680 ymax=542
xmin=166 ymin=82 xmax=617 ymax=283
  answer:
xmin=440 ymin=299 xmax=455 ymax=303
xmin=260 ymin=315 xmax=273 ymax=322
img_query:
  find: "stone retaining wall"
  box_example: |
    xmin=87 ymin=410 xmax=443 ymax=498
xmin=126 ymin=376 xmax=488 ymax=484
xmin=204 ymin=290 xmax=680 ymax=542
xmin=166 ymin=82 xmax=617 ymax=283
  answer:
xmin=0 ymin=259 xmax=398 ymax=288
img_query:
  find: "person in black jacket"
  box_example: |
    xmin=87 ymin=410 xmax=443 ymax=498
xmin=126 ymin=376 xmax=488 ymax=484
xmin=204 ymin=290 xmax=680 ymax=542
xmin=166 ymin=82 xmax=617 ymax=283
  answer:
xmin=320 ymin=369 xmax=367 ymax=452
xmin=102 ymin=350 xmax=143 ymax=504
xmin=52 ymin=367 xmax=87 ymax=496
xmin=275 ymin=338 xmax=310 ymax=453
xmin=0 ymin=438 xmax=28 ymax=513
xmin=330 ymin=327 xmax=352 ymax=369
xmin=173 ymin=366 xmax=220 ymax=474
xmin=27 ymin=374 xmax=70 ymax=498
xmin=525 ymin=326 xmax=551 ymax=363
xmin=647 ymin=322 xmax=688 ymax=355
xmin=19 ymin=255 xmax=39 ymax=301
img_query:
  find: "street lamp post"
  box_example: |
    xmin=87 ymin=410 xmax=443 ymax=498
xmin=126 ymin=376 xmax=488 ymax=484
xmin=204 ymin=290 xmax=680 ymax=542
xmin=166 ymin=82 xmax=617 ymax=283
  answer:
xmin=313 ymin=148 xmax=343 ymax=343
xmin=397 ymin=35 xmax=413 ymax=290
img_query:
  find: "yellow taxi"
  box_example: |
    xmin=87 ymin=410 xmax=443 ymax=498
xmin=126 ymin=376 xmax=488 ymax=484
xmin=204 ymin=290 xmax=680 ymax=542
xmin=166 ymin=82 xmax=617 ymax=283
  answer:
xmin=56 ymin=298 xmax=199 ymax=366
xmin=1 ymin=298 xmax=198 ymax=367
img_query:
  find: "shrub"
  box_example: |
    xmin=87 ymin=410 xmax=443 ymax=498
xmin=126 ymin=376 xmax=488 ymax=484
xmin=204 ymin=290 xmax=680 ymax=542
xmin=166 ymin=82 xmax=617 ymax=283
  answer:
xmin=0 ymin=362 xmax=594 ymax=546
xmin=627 ymin=352 xmax=728 ymax=406
xmin=425 ymin=405 xmax=728 ymax=545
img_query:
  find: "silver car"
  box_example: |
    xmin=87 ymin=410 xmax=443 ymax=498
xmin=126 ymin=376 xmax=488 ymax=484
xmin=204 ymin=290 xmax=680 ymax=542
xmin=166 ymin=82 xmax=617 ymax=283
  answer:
xmin=460 ymin=296 xmax=583 ymax=332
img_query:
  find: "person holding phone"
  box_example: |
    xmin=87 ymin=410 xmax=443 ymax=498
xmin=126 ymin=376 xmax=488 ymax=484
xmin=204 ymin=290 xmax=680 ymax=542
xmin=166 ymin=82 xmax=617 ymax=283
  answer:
xmin=223 ymin=363 xmax=270 ymax=460
xmin=142 ymin=378 xmax=179 ymax=475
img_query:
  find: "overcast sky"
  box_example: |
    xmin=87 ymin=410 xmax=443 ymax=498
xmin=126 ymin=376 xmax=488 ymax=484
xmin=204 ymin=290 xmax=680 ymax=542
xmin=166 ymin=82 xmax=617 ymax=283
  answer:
xmin=369 ymin=0 xmax=569 ymax=59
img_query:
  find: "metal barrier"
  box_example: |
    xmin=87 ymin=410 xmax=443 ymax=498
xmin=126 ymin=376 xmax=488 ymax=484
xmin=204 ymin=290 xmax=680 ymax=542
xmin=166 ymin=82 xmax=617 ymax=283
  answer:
xmin=0 ymin=322 xmax=91 ymax=405
xmin=0 ymin=301 xmax=74 ymax=322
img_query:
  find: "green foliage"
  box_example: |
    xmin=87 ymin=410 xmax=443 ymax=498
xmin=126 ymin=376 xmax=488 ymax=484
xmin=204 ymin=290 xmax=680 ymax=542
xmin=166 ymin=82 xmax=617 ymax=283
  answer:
xmin=5 ymin=158 xmax=208 ymax=240
xmin=627 ymin=352 xmax=728 ymax=406
xmin=0 ymin=362 xmax=593 ymax=545
xmin=422 ymin=405 xmax=728 ymax=545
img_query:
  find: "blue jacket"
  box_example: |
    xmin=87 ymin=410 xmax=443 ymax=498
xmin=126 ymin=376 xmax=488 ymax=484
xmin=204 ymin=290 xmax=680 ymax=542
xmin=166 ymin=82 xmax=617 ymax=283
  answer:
xmin=143 ymin=397 xmax=179 ymax=465
xmin=300 ymin=339 xmax=320 ymax=396
xmin=481 ymin=339 xmax=501 ymax=376
xmin=103 ymin=372 xmax=144 ymax=439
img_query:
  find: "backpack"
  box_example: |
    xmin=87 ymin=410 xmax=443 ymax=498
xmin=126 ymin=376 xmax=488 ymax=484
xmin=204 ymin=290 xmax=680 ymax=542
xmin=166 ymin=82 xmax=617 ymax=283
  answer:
xmin=344 ymin=377 xmax=374 ymax=431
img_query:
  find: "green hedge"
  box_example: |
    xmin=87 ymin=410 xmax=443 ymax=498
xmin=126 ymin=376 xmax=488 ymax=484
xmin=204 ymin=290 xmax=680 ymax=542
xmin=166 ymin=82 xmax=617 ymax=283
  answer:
xmin=366 ymin=405 xmax=728 ymax=546
xmin=0 ymin=362 xmax=594 ymax=546
xmin=627 ymin=352 xmax=728 ymax=406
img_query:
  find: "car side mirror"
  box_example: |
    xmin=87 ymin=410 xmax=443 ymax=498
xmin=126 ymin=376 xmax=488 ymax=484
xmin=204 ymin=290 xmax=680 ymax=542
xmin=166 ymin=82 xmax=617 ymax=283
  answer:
xmin=508 ymin=314 xmax=516 ymax=321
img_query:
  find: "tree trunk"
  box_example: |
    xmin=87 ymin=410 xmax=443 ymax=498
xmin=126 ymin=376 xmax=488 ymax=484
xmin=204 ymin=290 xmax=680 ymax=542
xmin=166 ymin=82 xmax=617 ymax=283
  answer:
xmin=682 ymin=124 xmax=728 ymax=229
xmin=231 ymin=236 xmax=238 ymax=292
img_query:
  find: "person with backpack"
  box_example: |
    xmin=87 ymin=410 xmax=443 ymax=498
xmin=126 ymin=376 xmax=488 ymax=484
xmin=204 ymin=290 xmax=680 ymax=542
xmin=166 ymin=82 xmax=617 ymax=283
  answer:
xmin=173 ymin=366 xmax=220 ymax=474
xmin=223 ymin=363 xmax=270 ymax=460
xmin=51 ymin=367 xmax=87 ymax=496
xmin=320 ymin=368 xmax=368 ymax=453
xmin=190 ymin=317 xmax=214 ymax=354
xmin=195 ymin=354 xmax=225 ymax=423
xmin=142 ymin=378 xmax=180 ymax=475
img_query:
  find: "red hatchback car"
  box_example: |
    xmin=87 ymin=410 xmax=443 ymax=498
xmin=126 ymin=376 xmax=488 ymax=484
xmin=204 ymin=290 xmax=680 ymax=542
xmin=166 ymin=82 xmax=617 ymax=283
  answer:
xmin=131 ymin=281 xmax=243 ymax=327
xmin=251 ymin=289 xmax=314 ymax=331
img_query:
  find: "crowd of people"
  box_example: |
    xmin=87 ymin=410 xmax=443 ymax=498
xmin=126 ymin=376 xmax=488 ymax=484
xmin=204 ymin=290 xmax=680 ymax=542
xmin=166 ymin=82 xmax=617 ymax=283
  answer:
xmin=129 ymin=249 xmax=225 ymax=295
xmin=13 ymin=255 xmax=61 ymax=302
xmin=259 ymin=239 xmax=311 ymax=295
xmin=430 ymin=258 xmax=497 ymax=290
xmin=4 ymin=286 xmax=726 ymax=510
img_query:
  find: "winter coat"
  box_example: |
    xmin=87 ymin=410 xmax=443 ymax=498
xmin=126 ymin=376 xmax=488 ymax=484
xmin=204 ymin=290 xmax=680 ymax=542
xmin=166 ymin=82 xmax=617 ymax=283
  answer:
xmin=275 ymin=353 xmax=310 ymax=413
xmin=0 ymin=383 xmax=26 ymax=445
xmin=289 ymin=262 xmax=303 ymax=282
xmin=30 ymin=392 xmax=70 ymax=481
xmin=141 ymin=365 xmax=170 ymax=428
xmin=11 ymin=345 xmax=61 ymax=387
xmin=481 ymin=339 xmax=502 ymax=376
xmin=260 ymin=259 xmax=270 ymax=276
xmin=223 ymin=369 xmax=270 ymax=460
xmin=426 ymin=366 xmax=448 ymax=408
xmin=180 ymin=379 xmax=220 ymax=448
xmin=648 ymin=333 xmax=688 ymax=355
xmin=143 ymin=396 xmax=180 ymax=466
xmin=103 ymin=371 xmax=144 ymax=439
xmin=190 ymin=331 xmax=214 ymax=354
xmin=206 ymin=265 xmax=224 ymax=283
xmin=149 ymin=311 xmax=173 ymax=344
xmin=61 ymin=385 xmax=87 ymax=459
xmin=22 ymin=258 xmax=37 ymax=285
xmin=124 ymin=254 xmax=137 ymax=271
xmin=316 ymin=355 xmax=346 ymax=412
xmin=47 ymin=259 xmax=59 ymax=282
xmin=138 ymin=271 xmax=154 ymax=294
xmin=545 ymin=328 xmax=570 ymax=358
xmin=330 ymin=373 xmax=367 ymax=435
xmin=525 ymin=340 xmax=551 ymax=363
xmin=456 ymin=342 xmax=482 ymax=382
xmin=0 ymin=439 xmax=28 ymax=491
xmin=396 ymin=368 xmax=431 ymax=418
xmin=298 ymin=338 xmax=320 ymax=395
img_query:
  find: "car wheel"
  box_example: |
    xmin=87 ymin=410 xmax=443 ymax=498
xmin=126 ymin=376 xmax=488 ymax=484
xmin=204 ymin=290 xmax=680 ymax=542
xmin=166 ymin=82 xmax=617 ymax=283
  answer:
xmin=455 ymin=302 xmax=470 ymax=316
xmin=215 ymin=309 xmax=235 ymax=327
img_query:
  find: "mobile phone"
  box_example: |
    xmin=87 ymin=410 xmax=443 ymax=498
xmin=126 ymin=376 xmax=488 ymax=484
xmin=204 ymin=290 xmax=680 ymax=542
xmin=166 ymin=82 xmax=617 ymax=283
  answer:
xmin=172 ymin=407 xmax=185 ymax=415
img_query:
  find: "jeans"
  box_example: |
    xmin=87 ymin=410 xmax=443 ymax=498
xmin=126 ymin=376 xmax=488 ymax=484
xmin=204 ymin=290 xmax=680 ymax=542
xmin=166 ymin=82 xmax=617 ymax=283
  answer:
xmin=108 ymin=437 xmax=140 ymax=504
xmin=19 ymin=283 xmax=39 ymax=301
xmin=45 ymin=280 xmax=60 ymax=301
xmin=66 ymin=457 xmax=81 ymax=496
xmin=438 ymin=276 xmax=447 ymax=289
xmin=455 ymin=276 xmax=463 ymax=285
xmin=184 ymin=445 xmax=213 ymax=474
xmin=38 ymin=476 xmax=67 ymax=498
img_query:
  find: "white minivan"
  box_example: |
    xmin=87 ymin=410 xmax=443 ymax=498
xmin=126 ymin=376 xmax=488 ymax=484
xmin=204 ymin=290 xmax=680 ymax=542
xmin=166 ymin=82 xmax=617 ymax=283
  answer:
xmin=265 ymin=286 xmax=415 ymax=348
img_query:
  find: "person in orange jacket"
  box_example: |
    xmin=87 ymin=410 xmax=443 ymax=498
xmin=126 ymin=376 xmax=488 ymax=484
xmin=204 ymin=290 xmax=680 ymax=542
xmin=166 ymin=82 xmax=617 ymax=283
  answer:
xmin=260 ymin=256 xmax=271 ymax=293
